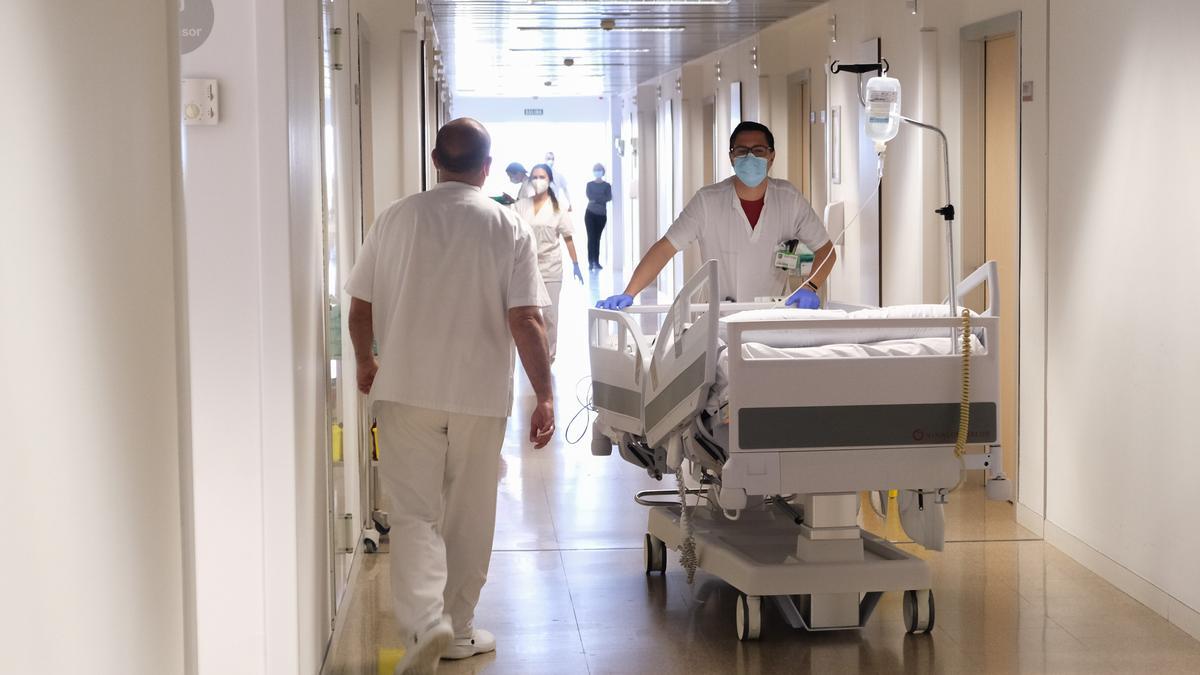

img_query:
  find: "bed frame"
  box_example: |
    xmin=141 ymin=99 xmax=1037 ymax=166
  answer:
xmin=587 ymin=260 xmax=1008 ymax=639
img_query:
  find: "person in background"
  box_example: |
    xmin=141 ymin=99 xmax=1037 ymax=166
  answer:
xmin=515 ymin=163 xmax=583 ymax=362
xmin=584 ymin=163 xmax=612 ymax=271
xmin=597 ymin=121 xmax=835 ymax=310
xmin=346 ymin=118 xmax=555 ymax=674
xmin=542 ymin=151 xmax=571 ymax=210
xmin=504 ymin=162 xmax=534 ymax=203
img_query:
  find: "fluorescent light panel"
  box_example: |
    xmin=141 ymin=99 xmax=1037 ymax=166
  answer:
xmin=517 ymin=25 xmax=685 ymax=32
xmin=509 ymin=47 xmax=651 ymax=53
xmin=529 ymin=1 xmax=728 ymax=5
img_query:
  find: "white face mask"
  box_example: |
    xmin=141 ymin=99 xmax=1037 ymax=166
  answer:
xmin=531 ymin=178 xmax=550 ymax=195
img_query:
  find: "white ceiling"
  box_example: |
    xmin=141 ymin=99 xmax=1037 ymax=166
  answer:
xmin=428 ymin=0 xmax=827 ymax=98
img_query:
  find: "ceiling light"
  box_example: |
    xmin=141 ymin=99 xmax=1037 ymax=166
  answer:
xmin=517 ymin=25 xmax=685 ymax=33
xmin=509 ymin=47 xmax=651 ymax=53
xmin=529 ymin=0 xmax=730 ymax=5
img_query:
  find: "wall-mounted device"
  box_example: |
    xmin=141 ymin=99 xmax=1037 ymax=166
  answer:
xmin=181 ymin=78 xmax=219 ymax=126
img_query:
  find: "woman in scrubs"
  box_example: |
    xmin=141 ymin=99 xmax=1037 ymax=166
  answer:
xmin=515 ymin=163 xmax=583 ymax=362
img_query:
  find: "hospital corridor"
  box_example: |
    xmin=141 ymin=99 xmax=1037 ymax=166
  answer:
xmin=5 ymin=1 xmax=1200 ymax=675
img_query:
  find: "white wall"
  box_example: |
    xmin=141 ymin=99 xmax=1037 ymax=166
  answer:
xmin=1046 ymin=0 xmax=1200 ymax=621
xmin=1 ymin=2 xmax=186 ymax=673
xmin=180 ymin=0 xmax=328 ymax=672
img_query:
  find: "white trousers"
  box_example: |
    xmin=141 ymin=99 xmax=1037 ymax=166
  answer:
xmin=375 ymin=401 xmax=507 ymax=640
xmin=544 ymin=280 xmax=562 ymax=360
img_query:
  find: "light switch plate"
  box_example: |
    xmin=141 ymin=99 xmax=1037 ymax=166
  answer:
xmin=181 ymin=78 xmax=219 ymax=125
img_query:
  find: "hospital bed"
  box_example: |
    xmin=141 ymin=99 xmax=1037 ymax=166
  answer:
xmin=587 ymin=260 xmax=1009 ymax=640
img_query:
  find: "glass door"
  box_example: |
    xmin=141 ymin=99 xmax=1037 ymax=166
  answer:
xmin=319 ymin=0 xmax=352 ymax=614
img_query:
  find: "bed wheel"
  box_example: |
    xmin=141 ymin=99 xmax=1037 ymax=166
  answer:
xmin=903 ymin=589 xmax=935 ymax=634
xmin=372 ymin=511 xmax=390 ymax=535
xmin=643 ymin=534 xmax=667 ymax=574
xmin=735 ymin=593 xmax=762 ymax=641
xmin=362 ymin=528 xmax=380 ymax=554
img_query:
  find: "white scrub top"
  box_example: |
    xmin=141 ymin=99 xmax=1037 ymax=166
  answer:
xmin=515 ymin=196 xmax=575 ymax=282
xmin=664 ymin=176 xmax=831 ymax=302
xmin=344 ymin=181 xmax=545 ymax=418
xmin=542 ymin=166 xmax=571 ymax=210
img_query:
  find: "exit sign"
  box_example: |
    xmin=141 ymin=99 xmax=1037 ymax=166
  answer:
xmin=524 ymin=108 xmax=544 ymax=116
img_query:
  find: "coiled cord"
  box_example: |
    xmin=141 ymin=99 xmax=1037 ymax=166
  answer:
xmin=954 ymin=309 xmax=972 ymax=458
xmin=676 ymin=472 xmax=699 ymax=585
xmin=565 ymin=376 xmax=596 ymax=445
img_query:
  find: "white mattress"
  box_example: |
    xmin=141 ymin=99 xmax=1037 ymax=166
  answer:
xmin=719 ymin=304 xmax=982 ymax=349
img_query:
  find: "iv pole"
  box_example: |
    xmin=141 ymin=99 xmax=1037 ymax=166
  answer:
xmin=830 ymin=60 xmax=960 ymax=318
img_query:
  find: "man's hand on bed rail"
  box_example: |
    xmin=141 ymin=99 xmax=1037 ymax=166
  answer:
xmin=596 ymin=293 xmax=633 ymax=310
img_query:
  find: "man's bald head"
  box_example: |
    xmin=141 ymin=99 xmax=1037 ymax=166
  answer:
xmin=432 ymin=118 xmax=491 ymax=177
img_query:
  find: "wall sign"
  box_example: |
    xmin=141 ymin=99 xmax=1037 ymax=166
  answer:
xmin=523 ymin=108 xmax=544 ymax=116
xmin=180 ymin=0 xmax=214 ymax=55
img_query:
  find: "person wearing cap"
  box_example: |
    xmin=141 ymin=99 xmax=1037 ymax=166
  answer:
xmin=505 ymin=162 xmax=535 ymax=202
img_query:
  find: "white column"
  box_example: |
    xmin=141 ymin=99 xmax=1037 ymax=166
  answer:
xmin=1 ymin=2 xmax=187 ymax=674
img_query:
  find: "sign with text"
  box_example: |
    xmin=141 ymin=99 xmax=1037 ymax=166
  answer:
xmin=180 ymin=0 xmax=214 ymax=54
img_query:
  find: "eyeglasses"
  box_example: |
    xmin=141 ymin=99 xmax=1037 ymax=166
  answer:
xmin=730 ymin=145 xmax=772 ymax=159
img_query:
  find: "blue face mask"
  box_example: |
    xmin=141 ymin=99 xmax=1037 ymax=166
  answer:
xmin=732 ymin=155 xmax=769 ymax=188
xmin=593 ymin=170 xmax=604 ymax=179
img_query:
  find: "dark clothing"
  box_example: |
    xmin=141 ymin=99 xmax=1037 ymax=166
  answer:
xmin=586 ymin=180 xmax=612 ymax=216
xmin=740 ymin=196 xmax=765 ymax=229
xmin=584 ymin=210 xmax=607 ymax=267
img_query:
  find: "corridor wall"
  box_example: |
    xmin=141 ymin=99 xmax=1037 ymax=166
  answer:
xmin=1 ymin=2 xmax=187 ymax=673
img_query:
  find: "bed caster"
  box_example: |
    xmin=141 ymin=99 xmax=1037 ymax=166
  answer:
xmin=903 ymin=589 xmax=935 ymax=634
xmin=643 ymin=534 xmax=667 ymax=574
xmin=985 ymin=477 xmax=1012 ymax=501
xmin=363 ymin=528 xmax=381 ymax=554
xmin=372 ymin=510 xmax=390 ymax=535
xmin=735 ymin=593 xmax=762 ymax=641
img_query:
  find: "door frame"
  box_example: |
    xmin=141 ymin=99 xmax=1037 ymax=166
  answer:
xmin=786 ymin=68 xmax=813 ymax=200
xmin=960 ymin=11 xmax=1024 ymax=503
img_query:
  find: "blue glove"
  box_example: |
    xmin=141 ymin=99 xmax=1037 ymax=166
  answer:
xmin=596 ymin=294 xmax=634 ymax=310
xmin=572 ymin=262 xmax=584 ymax=284
xmin=785 ymin=287 xmax=820 ymax=309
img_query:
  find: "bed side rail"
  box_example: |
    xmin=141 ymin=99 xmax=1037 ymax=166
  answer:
xmin=956 ymin=260 xmax=1000 ymax=317
xmin=588 ymin=307 xmax=651 ymax=435
xmin=642 ymin=260 xmax=719 ymax=449
xmin=724 ymin=315 xmax=1001 ymax=450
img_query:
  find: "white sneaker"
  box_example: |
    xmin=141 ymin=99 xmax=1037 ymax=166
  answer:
xmin=395 ymin=619 xmax=453 ymax=675
xmin=441 ymin=628 xmax=496 ymax=660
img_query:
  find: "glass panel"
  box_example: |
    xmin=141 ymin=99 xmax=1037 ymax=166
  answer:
xmin=319 ymin=0 xmax=351 ymax=612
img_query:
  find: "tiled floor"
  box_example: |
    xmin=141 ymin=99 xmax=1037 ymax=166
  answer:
xmin=322 ymin=276 xmax=1200 ymax=674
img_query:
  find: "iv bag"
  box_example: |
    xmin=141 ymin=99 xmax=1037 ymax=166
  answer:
xmin=865 ymin=76 xmax=901 ymax=153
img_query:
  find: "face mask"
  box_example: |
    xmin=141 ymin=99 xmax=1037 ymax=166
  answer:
xmin=732 ymin=155 xmax=769 ymax=188
xmin=545 ymin=157 xmax=555 ymax=166
xmin=509 ymin=175 xmax=523 ymax=185
xmin=531 ymin=178 xmax=550 ymax=194
xmin=593 ymin=170 xmax=604 ymax=179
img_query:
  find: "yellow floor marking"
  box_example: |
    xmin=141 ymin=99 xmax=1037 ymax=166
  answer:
xmin=378 ymin=647 xmax=405 ymax=675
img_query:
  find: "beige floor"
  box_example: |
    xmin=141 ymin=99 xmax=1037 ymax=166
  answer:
xmin=323 ymin=277 xmax=1200 ymax=675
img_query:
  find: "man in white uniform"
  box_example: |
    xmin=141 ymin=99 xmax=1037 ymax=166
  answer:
xmin=504 ymin=162 xmax=534 ymax=202
xmin=346 ymin=118 xmax=555 ymax=675
xmin=543 ymin=151 xmax=572 ymax=211
xmin=597 ymin=121 xmax=836 ymax=308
